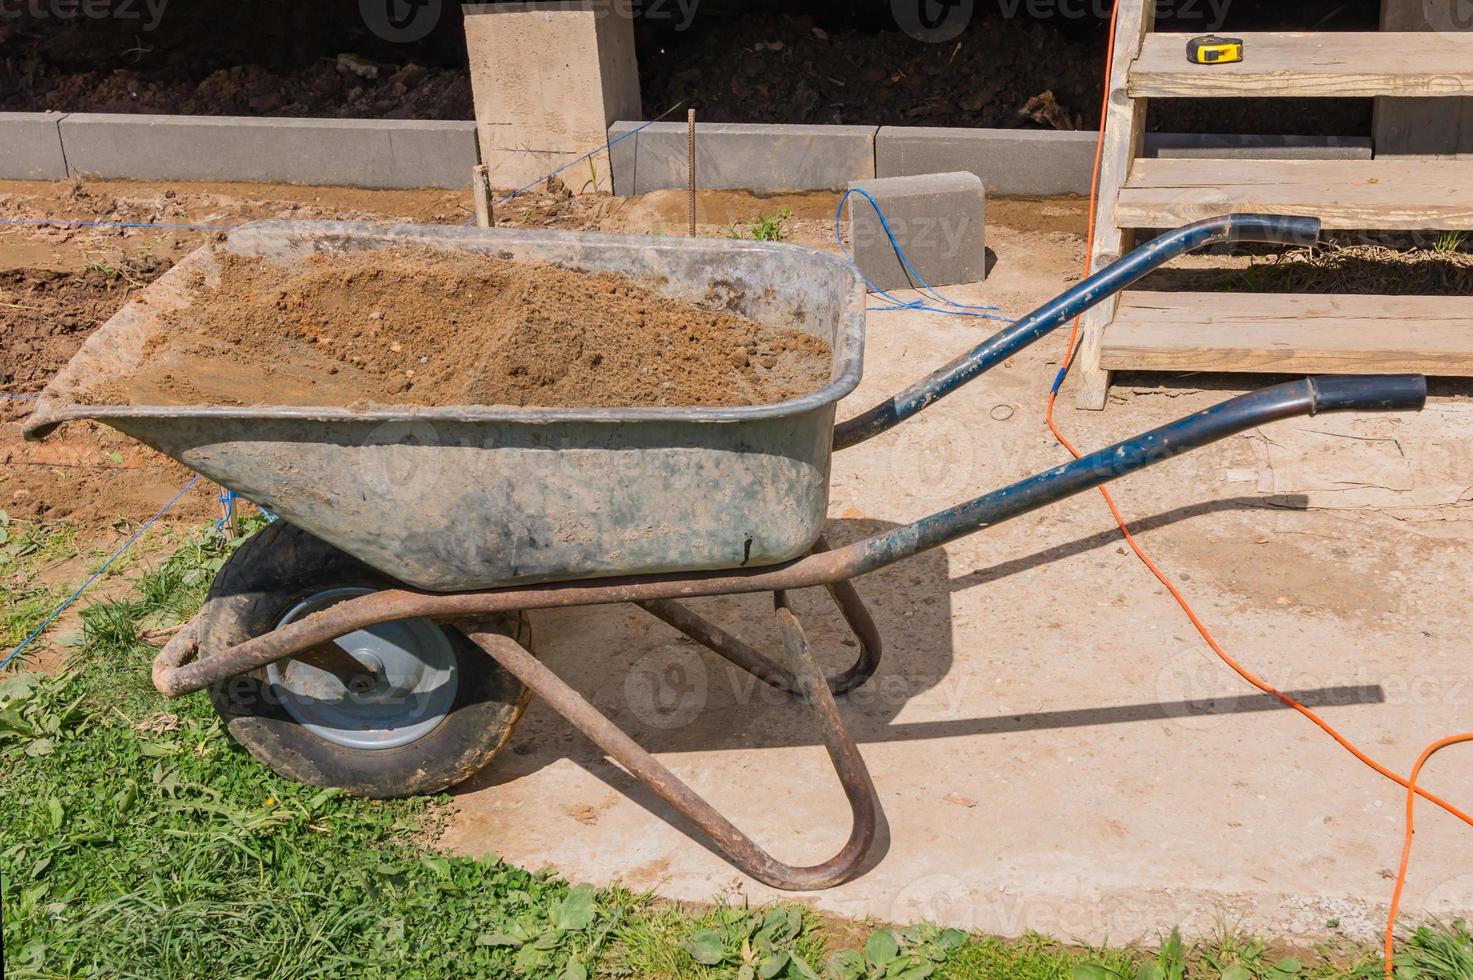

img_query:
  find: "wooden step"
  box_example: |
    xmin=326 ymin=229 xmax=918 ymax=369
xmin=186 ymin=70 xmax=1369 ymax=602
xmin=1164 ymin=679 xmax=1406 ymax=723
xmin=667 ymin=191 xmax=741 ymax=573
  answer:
xmin=1115 ymin=159 xmax=1473 ymax=230
xmin=1100 ymin=292 xmax=1473 ymax=375
xmin=1130 ymin=32 xmax=1473 ymax=99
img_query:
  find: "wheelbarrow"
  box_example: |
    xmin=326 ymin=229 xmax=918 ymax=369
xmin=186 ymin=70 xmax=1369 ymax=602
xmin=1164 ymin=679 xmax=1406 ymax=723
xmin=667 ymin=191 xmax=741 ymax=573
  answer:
xmin=24 ymin=215 xmax=1427 ymax=891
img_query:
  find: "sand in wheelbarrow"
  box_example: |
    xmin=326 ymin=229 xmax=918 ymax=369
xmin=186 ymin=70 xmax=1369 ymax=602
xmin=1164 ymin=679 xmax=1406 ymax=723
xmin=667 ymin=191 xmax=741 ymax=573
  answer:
xmin=82 ymin=247 xmax=833 ymax=410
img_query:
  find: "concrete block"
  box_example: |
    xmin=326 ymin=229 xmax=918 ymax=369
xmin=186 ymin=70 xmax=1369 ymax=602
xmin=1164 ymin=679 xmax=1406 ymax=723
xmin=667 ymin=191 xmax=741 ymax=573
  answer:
xmin=57 ymin=115 xmax=478 ymax=189
xmin=0 ymin=112 xmax=70 ymax=180
xmin=846 ymin=172 xmax=986 ymax=293
xmin=1376 ymin=0 xmax=1473 ymax=156
xmin=877 ymin=127 xmax=1097 ymax=196
xmin=464 ymin=2 xmax=640 ymax=192
xmin=1142 ymin=133 xmax=1373 ymax=160
xmin=608 ymin=121 xmax=877 ymax=196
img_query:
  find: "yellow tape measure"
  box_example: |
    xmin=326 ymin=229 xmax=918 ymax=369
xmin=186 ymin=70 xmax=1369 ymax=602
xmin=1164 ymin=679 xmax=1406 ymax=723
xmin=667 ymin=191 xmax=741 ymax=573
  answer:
xmin=1186 ymin=34 xmax=1244 ymax=65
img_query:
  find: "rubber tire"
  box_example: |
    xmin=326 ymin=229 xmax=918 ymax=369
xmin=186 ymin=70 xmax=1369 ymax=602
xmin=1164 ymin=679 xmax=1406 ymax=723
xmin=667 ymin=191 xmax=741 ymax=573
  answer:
xmin=199 ymin=521 xmax=531 ymax=799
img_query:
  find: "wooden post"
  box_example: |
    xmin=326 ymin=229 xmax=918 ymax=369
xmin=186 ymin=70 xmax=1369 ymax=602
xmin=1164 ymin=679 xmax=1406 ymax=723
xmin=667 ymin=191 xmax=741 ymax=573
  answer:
xmin=1074 ymin=0 xmax=1158 ymax=411
xmin=473 ymin=164 xmax=495 ymax=229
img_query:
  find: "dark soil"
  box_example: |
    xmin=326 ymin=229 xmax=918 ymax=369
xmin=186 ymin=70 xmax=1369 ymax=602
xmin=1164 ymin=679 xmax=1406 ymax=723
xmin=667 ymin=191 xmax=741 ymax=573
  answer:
xmin=0 ymin=6 xmax=473 ymax=119
xmin=85 ymin=248 xmax=833 ymax=410
xmin=639 ymin=6 xmax=1374 ymax=136
xmin=1149 ymin=242 xmax=1473 ymax=295
xmin=0 ymin=258 xmax=172 ymax=395
xmin=2 ymin=1 xmax=1374 ymax=134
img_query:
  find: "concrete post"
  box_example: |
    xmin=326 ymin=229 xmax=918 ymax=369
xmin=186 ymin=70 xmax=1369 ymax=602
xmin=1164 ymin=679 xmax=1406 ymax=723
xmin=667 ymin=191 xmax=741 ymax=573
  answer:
xmin=462 ymin=2 xmax=642 ymax=193
xmin=1374 ymin=0 xmax=1473 ymax=156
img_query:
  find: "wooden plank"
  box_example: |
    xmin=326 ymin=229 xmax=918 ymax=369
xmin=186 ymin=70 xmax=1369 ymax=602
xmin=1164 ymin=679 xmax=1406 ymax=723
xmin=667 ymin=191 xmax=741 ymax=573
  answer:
xmin=1130 ymin=32 xmax=1473 ymax=99
xmin=1375 ymin=0 xmax=1473 ymax=158
xmin=1115 ymin=158 xmax=1473 ymax=229
xmin=1100 ymin=291 xmax=1473 ymax=374
xmin=1074 ymin=0 xmax=1157 ymax=411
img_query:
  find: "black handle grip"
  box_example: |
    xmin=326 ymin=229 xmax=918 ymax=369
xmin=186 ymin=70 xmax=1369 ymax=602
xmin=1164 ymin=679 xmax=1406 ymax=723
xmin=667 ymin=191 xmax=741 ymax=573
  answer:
xmin=1309 ymin=375 xmax=1427 ymax=414
xmin=1227 ymin=214 xmax=1322 ymax=247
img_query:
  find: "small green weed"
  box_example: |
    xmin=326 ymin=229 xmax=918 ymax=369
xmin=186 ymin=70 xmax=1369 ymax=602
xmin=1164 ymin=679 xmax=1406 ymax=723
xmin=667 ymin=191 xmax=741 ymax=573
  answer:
xmin=672 ymin=902 xmax=825 ymax=979
xmin=1434 ymin=231 xmax=1467 ymax=254
xmin=0 ymin=586 xmax=65 ymax=657
xmin=84 ymin=259 xmax=118 ymax=280
xmin=727 ymin=207 xmax=793 ymax=242
xmin=827 ymin=922 xmax=968 ymax=978
xmin=1389 ymin=919 xmax=1473 ymax=978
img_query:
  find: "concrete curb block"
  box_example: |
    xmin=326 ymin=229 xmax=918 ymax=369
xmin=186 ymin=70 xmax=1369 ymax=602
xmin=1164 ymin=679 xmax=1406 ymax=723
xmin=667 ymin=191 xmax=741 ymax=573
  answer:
xmin=609 ymin=121 xmax=876 ymax=195
xmin=847 ymin=172 xmax=987 ymax=292
xmin=54 ymin=114 xmax=480 ymax=189
xmin=877 ymin=127 xmax=1099 ymax=196
xmin=0 ymin=112 xmax=70 ymax=180
xmin=0 ymin=110 xmax=1375 ymax=193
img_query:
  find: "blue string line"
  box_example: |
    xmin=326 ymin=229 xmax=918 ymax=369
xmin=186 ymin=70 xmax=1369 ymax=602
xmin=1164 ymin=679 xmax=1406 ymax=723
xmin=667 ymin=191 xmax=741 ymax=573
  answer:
xmin=2 ymin=476 xmax=202 ymax=672
xmin=216 ymin=489 xmax=237 ymax=532
xmin=0 ymin=394 xmax=38 ymax=400
xmin=835 ymin=188 xmax=1011 ymax=324
xmin=494 ymin=115 xmax=668 ymax=206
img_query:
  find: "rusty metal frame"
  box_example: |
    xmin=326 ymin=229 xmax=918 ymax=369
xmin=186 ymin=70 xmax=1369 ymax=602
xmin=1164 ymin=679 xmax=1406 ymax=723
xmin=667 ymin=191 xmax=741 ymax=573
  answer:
xmin=153 ymin=562 xmax=885 ymax=892
xmin=466 ymin=590 xmax=877 ymax=890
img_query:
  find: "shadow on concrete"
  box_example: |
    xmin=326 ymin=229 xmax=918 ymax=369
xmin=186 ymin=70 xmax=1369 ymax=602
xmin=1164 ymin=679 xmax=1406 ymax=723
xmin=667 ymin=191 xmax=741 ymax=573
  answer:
xmin=947 ymin=494 xmax=1311 ymax=592
xmin=455 ymin=499 xmax=1385 ymax=870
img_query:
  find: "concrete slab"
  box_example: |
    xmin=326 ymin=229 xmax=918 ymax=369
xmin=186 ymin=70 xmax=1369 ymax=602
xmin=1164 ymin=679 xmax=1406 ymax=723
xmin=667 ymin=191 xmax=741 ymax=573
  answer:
xmin=440 ymin=205 xmax=1473 ymax=943
xmin=0 ymin=112 xmax=69 ymax=180
xmin=58 ymin=114 xmax=478 ymax=189
xmin=846 ymin=172 xmax=986 ymax=292
xmin=609 ymin=121 xmax=877 ymax=195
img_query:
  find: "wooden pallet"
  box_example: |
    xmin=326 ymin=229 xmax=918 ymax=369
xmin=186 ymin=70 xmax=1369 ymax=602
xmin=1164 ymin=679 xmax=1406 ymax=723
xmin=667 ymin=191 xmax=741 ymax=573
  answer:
xmin=1073 ymin=6 xmax=1473 ymax=410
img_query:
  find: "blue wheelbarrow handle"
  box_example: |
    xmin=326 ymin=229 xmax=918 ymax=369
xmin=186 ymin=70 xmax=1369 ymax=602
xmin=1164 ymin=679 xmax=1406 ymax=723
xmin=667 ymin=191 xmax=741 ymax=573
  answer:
xmin=833 ymin=212 xmax=1324 ymax=450
xmin=155 ymin=373 xmax=1427 ymax=700
xmin=843 ymin=374 xmax=1426 ymax=576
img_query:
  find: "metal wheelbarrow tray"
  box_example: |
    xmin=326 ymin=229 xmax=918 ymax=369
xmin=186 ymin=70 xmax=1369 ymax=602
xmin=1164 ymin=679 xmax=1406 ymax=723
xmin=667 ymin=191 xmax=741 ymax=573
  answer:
xmin=26 ymin=221 xmax=869 ymax=592
xmin=24 ymin=215 xmax=1429 ymax=891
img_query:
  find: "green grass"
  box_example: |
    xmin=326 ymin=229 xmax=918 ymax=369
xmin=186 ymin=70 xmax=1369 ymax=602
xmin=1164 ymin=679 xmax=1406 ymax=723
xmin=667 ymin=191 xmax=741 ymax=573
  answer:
xmin=1434 ymin=231 xmax=1467 ymax=254
xmin=0 ymin=514 xmax=83 ymax=662
xmin=0 ymin=584 xmax=67 ymax=659
xmin=0 ymin=514 xmax=80 ymax=574
xmin=727 ymin=207 xmax=793 ymax=242
xmin=3 ymin=524 xmax=1472 ymax=978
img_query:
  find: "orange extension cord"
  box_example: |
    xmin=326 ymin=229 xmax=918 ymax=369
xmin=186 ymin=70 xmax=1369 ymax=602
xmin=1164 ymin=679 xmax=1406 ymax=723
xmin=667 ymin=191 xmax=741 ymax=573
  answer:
xmin=1050 ymin=7 xmax=1473 ymax=977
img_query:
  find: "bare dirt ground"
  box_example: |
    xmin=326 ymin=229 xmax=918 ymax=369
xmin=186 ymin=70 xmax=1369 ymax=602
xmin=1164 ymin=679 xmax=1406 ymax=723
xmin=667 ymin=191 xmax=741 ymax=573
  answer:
xmin=6 ymin=178 xmax=1472 ymax=942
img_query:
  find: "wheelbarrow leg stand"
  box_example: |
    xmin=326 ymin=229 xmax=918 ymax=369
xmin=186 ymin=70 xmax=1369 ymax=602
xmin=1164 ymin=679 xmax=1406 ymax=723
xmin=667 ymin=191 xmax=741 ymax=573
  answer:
xmin=466 ymin=589 xmax=879 ymax=890
xmin=635 ymin=536 xmax=883 ymax=697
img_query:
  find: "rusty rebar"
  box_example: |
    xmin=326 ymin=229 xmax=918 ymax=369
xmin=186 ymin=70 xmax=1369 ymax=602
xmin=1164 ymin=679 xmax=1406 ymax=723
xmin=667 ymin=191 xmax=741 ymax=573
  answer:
xmin=688 ymin=108 xmax=697 ymax=238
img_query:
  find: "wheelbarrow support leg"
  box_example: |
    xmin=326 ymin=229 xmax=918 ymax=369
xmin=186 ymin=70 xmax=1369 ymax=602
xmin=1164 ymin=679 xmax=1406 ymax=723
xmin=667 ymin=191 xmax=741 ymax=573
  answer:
xmin=466 ymin=598 xmax=879 ymax=891
xmin=635 ymin=538 xmax=882 ymax=697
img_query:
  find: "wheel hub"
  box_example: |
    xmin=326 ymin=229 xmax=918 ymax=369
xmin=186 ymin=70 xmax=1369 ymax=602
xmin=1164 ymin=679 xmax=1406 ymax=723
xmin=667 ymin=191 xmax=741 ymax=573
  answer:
xmin=268 ymin=587 xmax=458 ymax=750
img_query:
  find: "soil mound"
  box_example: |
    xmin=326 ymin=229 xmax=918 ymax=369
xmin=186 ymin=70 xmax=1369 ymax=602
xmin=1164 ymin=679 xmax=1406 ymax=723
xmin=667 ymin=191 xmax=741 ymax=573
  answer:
xmin=84 ymin=248 xmax=832 ymax=410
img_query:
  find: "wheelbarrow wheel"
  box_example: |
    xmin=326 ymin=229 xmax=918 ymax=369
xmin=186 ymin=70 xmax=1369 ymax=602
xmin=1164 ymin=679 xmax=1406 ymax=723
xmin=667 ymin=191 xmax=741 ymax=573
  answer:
xmin=197 ymin=521 xmax=531 ymax=799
